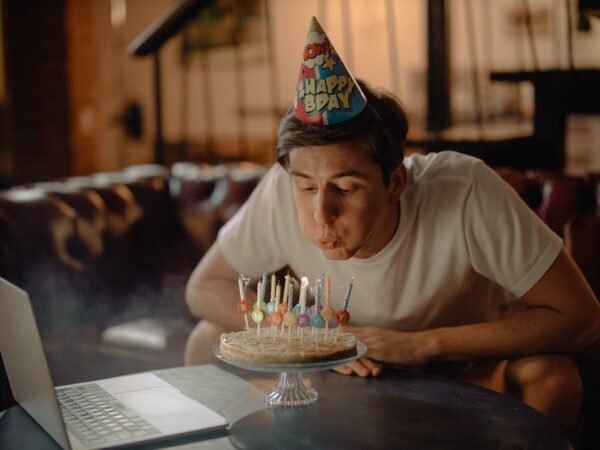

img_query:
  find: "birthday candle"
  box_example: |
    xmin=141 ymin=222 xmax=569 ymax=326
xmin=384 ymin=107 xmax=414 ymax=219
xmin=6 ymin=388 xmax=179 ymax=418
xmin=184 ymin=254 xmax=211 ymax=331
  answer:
xmin=310 ymin=276 xmax=325 ymax=344
xmin=293 ymin=277 xmax=305 ymax=315
xmin=310 ymin=309 xmax=325 ymax=328
xmin=283 ymin=282 xmax=296 ymax=344
xmin=320 ymin=275 xmax=334 ymax=337
xmin=269 ymin=284 xmax=283 ymax=340
xmin=266 ymin=274 xmax=278 ymax=315
xmin=320 ymin=306 xmax=334 ymax=321
xmin=320 ymin=274 xmax=334 ymax=331
xmin=342 ymin=277 xmax=354 ymax=310
xmin=297 ymin=277 xmax=310 ymax=344
xmin=255 ymin=281 xmax=266 ymax=312
xmin=320 ymin=303 xmax=334 ymax=338
xmin=335 ymin=309 xmax=350 ymax=326
xmin=308 ymin=276 xmax=322 ymax=316
xmin=299 ymin=277 xmax=308 ymax=314
xmin=334 ymin=278 xmax=354 ymax=341
xmin=236 ymin=275 xmax=251 ymax=330
xmin=238 ymin=277 xmax=245 ymax=300
xmin=256 ymin=281 xmax=260 ymax=305
xmin=293 ymin=303 xmax=302 ymax=315
xmin=314 ymin=277 xmax=322 ymax=311
xmin=282 ymin=274 xmax=290 ymax=306
xmin=259 ymin=273 xmax=267 ymax=302
xmin=252 ymin=281 xmax=266 ymax=339
xmin=270 ymin=273 xmax=276 ymax=300
xmin=279 ymin=274 xmax=289 ymax=316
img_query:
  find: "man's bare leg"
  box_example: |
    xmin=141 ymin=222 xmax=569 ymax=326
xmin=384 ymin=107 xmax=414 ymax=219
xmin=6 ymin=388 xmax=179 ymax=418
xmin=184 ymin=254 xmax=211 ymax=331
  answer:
xmin=460 ymin=354 xmax=583 ymax=445
xmin=184 ymin=320 xmax=226 ymax=366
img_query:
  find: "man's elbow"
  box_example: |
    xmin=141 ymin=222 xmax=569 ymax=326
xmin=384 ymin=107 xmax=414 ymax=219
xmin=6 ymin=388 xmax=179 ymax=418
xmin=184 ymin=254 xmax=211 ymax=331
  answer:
xmin=571 ymin=303 xmax=600 ymax=353
xmin=585 ymin=308 xmax=600 ymax=347
xmin=185 ymin=280 xmax=206 ymax=319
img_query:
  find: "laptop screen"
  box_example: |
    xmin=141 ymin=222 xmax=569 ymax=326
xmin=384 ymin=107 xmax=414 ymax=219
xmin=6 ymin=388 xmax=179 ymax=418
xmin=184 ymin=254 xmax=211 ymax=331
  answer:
xmin=0 ymin=277 xmax=72 ymax=449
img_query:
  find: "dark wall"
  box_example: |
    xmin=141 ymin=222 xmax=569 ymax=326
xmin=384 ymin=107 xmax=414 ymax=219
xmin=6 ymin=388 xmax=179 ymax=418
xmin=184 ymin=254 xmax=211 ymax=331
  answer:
xmin=3 ymin=0 xmax=70 ymax=183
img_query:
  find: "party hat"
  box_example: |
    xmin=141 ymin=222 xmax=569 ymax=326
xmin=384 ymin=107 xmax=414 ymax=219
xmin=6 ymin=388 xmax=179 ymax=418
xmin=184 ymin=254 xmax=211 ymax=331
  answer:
xmin=293 ymin=17 xmax=367 ymax=125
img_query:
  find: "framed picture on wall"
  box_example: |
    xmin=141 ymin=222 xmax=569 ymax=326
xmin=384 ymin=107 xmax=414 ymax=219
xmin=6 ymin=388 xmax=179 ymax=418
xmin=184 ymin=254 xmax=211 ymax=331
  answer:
xmin=183 ymin=0 xmax=266 ymax=54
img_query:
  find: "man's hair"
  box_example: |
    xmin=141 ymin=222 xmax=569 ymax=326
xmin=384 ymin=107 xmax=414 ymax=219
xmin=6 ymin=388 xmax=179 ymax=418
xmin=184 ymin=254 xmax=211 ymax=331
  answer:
xmin=276 ymin=79 xmax=409 ymax=185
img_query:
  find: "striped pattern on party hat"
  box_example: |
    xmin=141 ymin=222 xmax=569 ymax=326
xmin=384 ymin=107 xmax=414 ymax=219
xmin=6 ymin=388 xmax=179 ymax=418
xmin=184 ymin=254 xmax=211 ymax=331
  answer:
xmin=293 ymin=16 xmax=367 ymax=125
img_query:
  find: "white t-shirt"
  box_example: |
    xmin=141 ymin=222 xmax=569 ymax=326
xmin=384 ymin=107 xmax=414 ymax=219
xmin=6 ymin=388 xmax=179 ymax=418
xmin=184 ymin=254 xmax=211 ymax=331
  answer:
xmin=218 ymin=151 xmax=562 ymax=331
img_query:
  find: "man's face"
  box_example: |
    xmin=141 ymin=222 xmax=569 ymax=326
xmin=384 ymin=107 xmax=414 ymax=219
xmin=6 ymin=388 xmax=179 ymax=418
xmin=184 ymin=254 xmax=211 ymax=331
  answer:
xmin=288 ymin=144 xmax=405 ymax=260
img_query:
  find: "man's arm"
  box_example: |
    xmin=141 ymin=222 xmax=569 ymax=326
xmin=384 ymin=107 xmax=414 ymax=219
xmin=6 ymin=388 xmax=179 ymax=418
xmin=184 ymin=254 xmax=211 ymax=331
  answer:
xmin=432 ymin=248 xmax=600 ymax=361
xmin=346 ymin=248 xmax=600 ymax=366
xmin=185 ymin=241 xmax=256 ymax=331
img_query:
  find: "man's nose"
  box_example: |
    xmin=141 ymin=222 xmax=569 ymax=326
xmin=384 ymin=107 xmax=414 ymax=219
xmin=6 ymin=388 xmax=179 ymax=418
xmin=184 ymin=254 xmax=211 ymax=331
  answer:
xmin=314 ymin=190 xmax=337 ymax=225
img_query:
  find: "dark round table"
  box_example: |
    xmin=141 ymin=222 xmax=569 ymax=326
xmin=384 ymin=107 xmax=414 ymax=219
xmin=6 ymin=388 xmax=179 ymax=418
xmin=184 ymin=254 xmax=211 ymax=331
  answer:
xmin=0 ymin=364 xmax=572 ymax=450
xmin=228 ymin=366 xmax=572 ymax=450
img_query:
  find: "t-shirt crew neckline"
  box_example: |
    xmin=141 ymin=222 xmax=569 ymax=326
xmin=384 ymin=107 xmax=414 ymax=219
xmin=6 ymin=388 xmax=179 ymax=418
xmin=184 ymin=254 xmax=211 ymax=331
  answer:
xmin=349 ymin=194 xmax=409 ymax=267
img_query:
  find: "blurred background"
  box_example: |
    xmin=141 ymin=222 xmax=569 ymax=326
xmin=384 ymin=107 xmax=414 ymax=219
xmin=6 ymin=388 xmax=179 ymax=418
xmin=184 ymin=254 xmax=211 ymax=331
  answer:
xmin=0 ymin=0 xmax=599 ymax=186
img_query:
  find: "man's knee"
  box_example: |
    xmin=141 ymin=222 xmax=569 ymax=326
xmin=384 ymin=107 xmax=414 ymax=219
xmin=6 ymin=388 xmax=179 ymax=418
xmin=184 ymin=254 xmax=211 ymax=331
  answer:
xmin=506 ymin=354 xmax=583 ymax=405
xmin=184 ymin=321 xmax=226 ymax=366
xmin=506 ymin=355 xmax=584 ymax=445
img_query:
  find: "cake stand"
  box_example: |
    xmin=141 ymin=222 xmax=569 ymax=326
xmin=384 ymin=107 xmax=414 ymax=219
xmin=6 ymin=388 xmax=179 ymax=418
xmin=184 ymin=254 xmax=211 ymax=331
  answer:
xmin=213 ymin=341 xmax=366 ymax=407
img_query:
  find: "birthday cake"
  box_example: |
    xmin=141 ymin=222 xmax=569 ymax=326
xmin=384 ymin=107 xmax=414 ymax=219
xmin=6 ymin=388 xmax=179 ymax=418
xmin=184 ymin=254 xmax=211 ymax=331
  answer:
xmin=220 ymin=329 xmax=356 ymax=364
xmin=222 ymin=272 xmax=357 ymax=364
xmin=219 ymin=328 xmax=357 ymax=364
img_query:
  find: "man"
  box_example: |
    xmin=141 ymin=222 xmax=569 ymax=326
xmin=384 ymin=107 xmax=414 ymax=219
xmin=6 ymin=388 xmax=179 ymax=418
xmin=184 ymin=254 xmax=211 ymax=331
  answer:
xmin=185 ymin=17 xmax=600 ymax=442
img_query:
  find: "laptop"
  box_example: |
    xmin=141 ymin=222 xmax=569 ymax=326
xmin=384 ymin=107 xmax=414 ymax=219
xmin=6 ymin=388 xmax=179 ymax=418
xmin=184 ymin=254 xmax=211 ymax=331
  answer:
xmin=0 ymin=277 xmax=227 ymax=449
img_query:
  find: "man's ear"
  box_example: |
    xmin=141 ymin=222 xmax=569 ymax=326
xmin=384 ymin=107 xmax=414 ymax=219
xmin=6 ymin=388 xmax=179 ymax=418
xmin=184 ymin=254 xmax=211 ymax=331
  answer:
xmin=388 ymin=164 xmax=407 ymax=202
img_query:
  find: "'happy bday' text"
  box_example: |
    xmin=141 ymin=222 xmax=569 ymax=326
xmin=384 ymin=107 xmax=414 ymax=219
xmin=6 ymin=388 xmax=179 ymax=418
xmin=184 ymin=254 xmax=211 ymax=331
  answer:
xmin=297 ymin=75 xmax=356 ymax=114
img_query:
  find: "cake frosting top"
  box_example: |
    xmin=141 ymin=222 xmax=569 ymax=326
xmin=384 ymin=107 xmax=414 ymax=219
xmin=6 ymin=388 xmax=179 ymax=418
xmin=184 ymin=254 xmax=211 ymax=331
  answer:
xmin=220 ymin=328 xmax=357 ymax=364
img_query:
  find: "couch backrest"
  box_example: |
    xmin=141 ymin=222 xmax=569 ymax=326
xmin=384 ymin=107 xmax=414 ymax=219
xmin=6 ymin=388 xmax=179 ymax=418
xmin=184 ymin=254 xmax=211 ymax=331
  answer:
xmin=497 ymin=168 xmax=600 ymax=298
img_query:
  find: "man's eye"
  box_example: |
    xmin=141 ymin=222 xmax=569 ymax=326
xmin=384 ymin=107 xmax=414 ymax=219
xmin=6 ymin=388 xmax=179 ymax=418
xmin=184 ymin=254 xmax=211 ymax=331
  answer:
xmin=335 ymin=186 xmax=357 ymax=195
xmin=298 ymin=185 xmax=316 ymax=192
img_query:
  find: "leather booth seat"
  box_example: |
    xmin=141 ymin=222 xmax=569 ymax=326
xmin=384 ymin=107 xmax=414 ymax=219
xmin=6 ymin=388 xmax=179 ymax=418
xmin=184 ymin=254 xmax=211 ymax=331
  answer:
xmin=32 ymin=181 xmax=107 ymax=259
xmin=170 ymin=162 xmax=265 ymax=255
xmin=497 ymin=169 xmax=600 ymax=299
xmin=0 ymin=188 xmax=105 ymax=329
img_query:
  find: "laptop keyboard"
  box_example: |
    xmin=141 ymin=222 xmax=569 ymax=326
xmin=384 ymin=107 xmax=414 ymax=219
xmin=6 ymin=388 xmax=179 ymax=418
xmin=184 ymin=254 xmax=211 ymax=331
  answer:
xmin=56 ymin=383 xmax=160 ymax=447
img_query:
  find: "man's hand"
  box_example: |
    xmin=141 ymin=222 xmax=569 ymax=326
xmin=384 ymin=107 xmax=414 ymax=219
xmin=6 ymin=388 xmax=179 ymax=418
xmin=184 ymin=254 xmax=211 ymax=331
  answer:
xmin=343 ymin=325 xmax=438 ymax=366
xmin=333 ymin=357 xmax=383 ymax=377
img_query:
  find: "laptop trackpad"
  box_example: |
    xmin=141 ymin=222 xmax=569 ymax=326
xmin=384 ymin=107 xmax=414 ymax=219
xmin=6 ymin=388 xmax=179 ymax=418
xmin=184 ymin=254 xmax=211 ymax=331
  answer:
xmin=115 ymin=386 xmax=227 ymax=432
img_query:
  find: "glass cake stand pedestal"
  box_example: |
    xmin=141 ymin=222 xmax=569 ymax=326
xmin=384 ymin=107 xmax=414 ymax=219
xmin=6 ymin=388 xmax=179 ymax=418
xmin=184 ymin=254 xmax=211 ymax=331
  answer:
xmin=213 ymin=342 xmax=366 ymax=407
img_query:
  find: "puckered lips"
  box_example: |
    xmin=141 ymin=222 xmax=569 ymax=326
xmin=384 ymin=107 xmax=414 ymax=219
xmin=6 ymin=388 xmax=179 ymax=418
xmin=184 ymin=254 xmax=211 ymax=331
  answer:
xmin=317 ymin=237 xmax=340 ymax=250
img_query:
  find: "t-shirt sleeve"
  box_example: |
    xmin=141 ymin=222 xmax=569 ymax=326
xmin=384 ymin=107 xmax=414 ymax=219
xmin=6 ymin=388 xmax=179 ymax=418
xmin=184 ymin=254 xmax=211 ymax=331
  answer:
xmin=463 ymin=162 xmax=563 ymax=298
xmin=217 ymin=164 xmax=290 ymax=278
